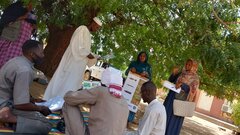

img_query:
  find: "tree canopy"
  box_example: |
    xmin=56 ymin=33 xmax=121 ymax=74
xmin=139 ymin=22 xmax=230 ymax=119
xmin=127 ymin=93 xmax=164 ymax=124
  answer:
xmin=1 ymin=0 xmax=240 ymax=101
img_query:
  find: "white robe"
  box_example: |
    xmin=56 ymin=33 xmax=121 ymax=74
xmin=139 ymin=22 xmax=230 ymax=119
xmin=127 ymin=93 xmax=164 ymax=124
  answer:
xmin=124 ymin=99 xmax=167 ymax=135
xmin=43 ymin=25 xmax=97 ymax=100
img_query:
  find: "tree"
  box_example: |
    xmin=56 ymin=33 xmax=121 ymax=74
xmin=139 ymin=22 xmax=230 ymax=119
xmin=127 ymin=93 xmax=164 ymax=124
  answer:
xmin=1 ymin=0 xmax=240 ymax=101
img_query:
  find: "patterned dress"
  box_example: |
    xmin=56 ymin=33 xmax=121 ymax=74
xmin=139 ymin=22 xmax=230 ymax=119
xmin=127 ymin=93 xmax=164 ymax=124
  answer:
xmin=0 ymin=20 xmax=32 ymax=69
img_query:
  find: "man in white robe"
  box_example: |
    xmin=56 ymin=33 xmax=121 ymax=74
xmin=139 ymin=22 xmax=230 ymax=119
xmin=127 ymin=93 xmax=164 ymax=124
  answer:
xmin=43 ymin=17 xmax=102 ymax=100
xmin=124 ymin=81 xmax=167 ymax=135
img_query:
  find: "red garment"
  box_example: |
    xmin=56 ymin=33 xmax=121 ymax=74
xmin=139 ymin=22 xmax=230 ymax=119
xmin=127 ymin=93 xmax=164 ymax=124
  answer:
xmin=0 ymin=20 xmax=32 ymax=69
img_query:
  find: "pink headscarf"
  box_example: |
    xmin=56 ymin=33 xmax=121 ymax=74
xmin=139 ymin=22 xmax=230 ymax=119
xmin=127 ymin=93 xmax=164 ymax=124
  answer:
xmin=101 ymin=67 xmax=123 ymax=98
xmin=177 ymin=59 xmax=200 ymax=101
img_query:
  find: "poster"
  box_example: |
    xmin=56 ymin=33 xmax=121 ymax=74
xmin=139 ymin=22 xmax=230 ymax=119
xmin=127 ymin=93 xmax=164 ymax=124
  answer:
xmin=122 ymin=72 xmax=148 ymax=112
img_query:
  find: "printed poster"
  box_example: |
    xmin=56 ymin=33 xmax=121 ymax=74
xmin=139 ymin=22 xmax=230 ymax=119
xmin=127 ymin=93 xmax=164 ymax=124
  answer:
xmin=122 ymin=72 xmax=148 ymax=112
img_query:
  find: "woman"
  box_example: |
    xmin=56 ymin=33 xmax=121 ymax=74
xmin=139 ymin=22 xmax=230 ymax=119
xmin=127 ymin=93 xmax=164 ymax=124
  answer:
xmin=125 ymin=51 xmax=152 ymax=122
xmin=125 ymin=51 xmax=152 ymax=80
xmin=163 ymin=65 xmax=181 ymax=122
xmin=164 ymin=59 xmax=200 ymax=135
xmin=0 ymin=1 xmax=36 ymax=69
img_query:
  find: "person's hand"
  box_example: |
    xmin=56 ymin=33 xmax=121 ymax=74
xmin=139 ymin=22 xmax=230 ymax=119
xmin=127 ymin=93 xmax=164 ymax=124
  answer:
xmin=30 ymin=96 xmax=46 ymax=103
xmin=87 ymin=53 xmax=95 ymax=59
xmin=140 ymin=71 xmax=148 ymax=77
xmin=161 ymin=80 xmax=165 ymax=85
xmin=175 ymin=82 xmax=182 ymax=89
xmin=34 ymin=99 xmax=46 ymax=103
xmin=38 ymin=106 xmax=52 ymax=116
xmin=130 ymin=68 xmax=136 ymax=73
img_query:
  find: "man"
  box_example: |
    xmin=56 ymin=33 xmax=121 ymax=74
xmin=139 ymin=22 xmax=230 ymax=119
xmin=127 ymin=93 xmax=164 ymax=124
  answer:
xmin=63 ymin=67 xmax=129 ymax=135
xmin=43 ymin=17 xmax=102 ymax=100
xmin=0 ymin=40 xmax=52 ymax=134
xmin=125 ymin=81 xmax=166 ymax=135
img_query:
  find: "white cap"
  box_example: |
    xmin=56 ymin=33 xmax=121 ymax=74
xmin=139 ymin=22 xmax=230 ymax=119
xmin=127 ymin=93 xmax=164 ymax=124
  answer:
xmin=93 ymin=17 xmax=102 ymax=26
xmin=101 ymin=67 xmax=122 ymax=87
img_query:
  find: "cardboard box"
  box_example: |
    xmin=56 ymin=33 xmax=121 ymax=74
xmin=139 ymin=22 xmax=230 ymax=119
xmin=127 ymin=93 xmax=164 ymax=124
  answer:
xmin=122 ymin=72 xmax=148 ymax=112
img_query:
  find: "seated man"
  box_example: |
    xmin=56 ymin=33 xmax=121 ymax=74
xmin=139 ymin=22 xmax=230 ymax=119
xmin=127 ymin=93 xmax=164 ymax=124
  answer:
xmin=63 ymin=67 xmax=129 ymax=135
xmin=0 ymin=40 xmax=52 ymax=134
xmin=124 ymin=81 xmax=167 ymax=135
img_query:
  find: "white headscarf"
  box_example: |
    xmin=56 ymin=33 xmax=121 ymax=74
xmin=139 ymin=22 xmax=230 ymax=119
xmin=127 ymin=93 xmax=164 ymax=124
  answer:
xmin=101 ymin=67 xmax=123 ymax=98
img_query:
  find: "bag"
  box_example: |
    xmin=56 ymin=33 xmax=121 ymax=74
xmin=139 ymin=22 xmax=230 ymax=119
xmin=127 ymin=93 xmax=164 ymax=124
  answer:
xmin=175 ymin=83 xmax=189 ymax=100
xmin=1 ymin=21 xmax=21 ymax=41
xmin=173 ymin=99 xmax=196 ymax=117
xmin=175 ymin=91 xmax=188 ymax=100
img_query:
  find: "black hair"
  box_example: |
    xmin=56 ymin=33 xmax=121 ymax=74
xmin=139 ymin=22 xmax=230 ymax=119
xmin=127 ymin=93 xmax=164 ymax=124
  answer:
xmin=141 ymin=81 xmax=156 ymax=93
xmin=137 ymin=51 xmax=148 ymax=63
xmin=22 ymin=40 xmax=41 ymax=54
xmin=0 ymin=1 xmax=28 ymax=34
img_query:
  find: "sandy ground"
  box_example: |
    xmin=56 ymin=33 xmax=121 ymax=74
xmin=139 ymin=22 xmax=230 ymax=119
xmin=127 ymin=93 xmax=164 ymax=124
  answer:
xmin=181 ymin=116 xmax=233 ymax=135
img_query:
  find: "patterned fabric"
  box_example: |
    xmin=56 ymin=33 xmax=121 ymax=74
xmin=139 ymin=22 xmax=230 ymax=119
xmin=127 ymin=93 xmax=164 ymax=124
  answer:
xmin=109 ymin=85 xmax=122 ymax=98
xmin=0 ymin=20 xmax=32 ymax=69
xmin=176 ymin=59 xmax=200 ymax=101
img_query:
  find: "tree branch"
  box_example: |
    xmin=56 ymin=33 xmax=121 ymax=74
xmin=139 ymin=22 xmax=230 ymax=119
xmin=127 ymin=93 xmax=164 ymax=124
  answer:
xmin=212 ymin=8 xmax=237 ymax=34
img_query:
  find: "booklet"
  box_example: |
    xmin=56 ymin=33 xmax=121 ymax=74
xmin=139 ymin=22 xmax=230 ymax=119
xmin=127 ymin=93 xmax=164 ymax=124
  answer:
xmin=162 ymin=80 xmax=181 ymax=93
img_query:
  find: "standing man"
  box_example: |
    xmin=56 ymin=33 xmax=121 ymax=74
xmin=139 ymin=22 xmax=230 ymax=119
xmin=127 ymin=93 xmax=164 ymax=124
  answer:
xmin=63 ymin=67 xmax=129 ymax=135
xmin=0 ymin=40 xmax=52 ymax=134
xmin=124 ymin=81 xmax=167 ymax=135
xmin=43 ymin=17 xmax=102 ymax=100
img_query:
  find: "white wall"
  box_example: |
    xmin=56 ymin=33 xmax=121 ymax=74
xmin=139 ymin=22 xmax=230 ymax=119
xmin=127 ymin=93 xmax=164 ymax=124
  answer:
xmin=197 ymin=91 xmax=214 ymax=111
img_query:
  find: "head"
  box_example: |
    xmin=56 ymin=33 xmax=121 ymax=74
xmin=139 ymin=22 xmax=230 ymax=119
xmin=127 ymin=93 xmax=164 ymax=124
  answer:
xmin=191 ymin=60 xmax=198 ymax=73
xmin=185 ymin=59 xmax=193 ymax=71
xmin=172 ymin=66 xmax=180 ymax=75
xmin=22 ymin=40 xmax=44 ymax=65
xmin=140 ymin=81 xmax=156 ymax=104
xmin=88 ymin=17 xmax=102 ymax=32
xmin=101 ymin=67 xmax=123 ymax=98
xmin=0 ymin=1 xmax=28 ymax=28
xmin=137 ymin=51 xmax=148 ymax=63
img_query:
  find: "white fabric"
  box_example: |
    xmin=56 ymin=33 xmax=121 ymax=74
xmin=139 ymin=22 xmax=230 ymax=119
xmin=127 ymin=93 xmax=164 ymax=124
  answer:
xmin=43 ymin=25 xmax=97 ymax=100
xmin=101 ymin=67 xmax=123 ymax=87
xmin=36 ymin=96 xmax=64 ymax=111
xmin=138 ymin=99 xmax=166 ymax=135
xmin=101 ymin=67 xmax=123 ymax=97
xmin=124 ymin=99 xmax=167 ymax=135
xmin=93 ymin=17 xmax=102 ymax=26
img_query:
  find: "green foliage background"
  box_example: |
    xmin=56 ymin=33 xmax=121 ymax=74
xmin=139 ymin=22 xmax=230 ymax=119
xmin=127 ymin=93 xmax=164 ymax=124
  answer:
xmin=232 ymin=101 xmax=240 ymax=126
xmin=1 ymin=0 xmax=240 ymax=101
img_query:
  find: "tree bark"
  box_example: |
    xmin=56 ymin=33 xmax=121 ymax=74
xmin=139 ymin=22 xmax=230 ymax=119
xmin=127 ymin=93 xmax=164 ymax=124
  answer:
xmin=36 ymin=24 xmax=77 ymax=77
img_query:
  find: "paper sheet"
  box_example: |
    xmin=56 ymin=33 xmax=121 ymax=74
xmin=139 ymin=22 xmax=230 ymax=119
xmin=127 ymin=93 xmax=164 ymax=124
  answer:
xmin=163 ymin=80 xmax=181 ymax=93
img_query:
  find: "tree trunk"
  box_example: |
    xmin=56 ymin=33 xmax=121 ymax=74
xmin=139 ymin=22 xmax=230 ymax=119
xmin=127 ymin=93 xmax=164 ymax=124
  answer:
xmin=36 ymin=24 xmax=77 ymax=77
